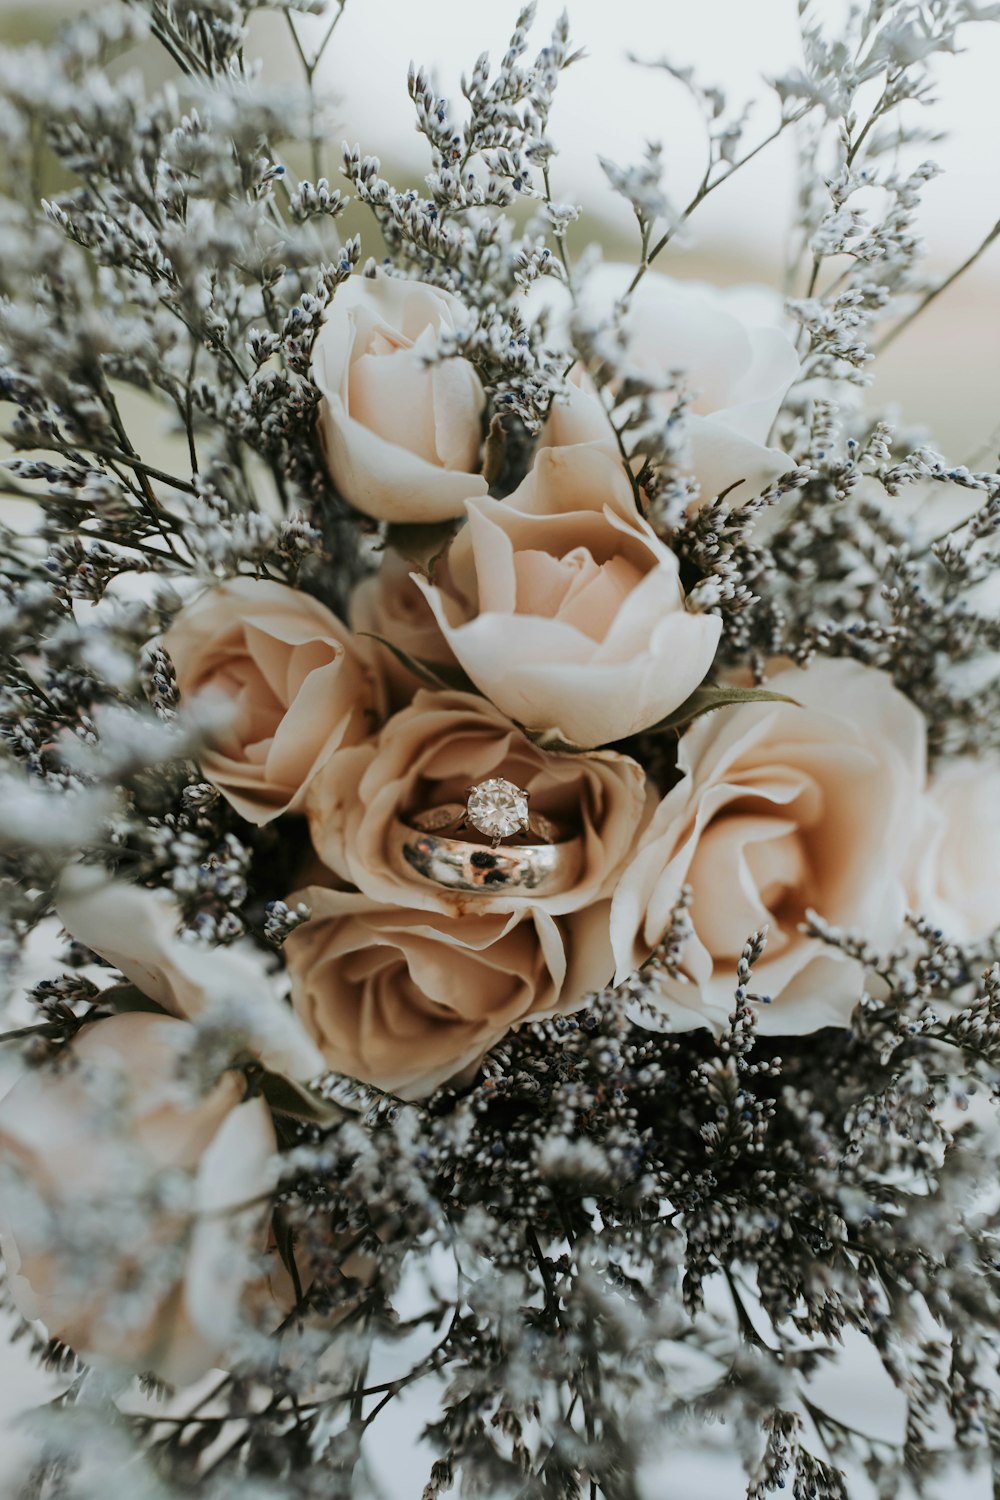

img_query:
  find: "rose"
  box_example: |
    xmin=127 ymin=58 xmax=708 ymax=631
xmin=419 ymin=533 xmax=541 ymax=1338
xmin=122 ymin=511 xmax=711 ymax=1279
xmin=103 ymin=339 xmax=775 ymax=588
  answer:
xmin=162 ymin=577 xmax=379 ymax=826
xmin=284 ymin=886 xmax=613 ymax=1099
xmin=57 ymin=868 xmax=327 ymax=1081
xmin=908 ymin=754 xmax=1000 ymax=942
xmin=412 ymin=442 xmax=721 ymax=748
xmin=311 ymin=270 xmax=488 ymax=523
xmin=610 ymin=659 xmax=926 ymax=1032
xmin=296 ymin=686 xmax=643 ymax=1095
xmin=540 ymin=266 xmax=799 ymax=511
xmin=349 ymin=549 xmax=458 ymax=709
xmin=0 ymin=1013 xmax=279 ymax=1385
xmin=305 ymin=687 xmax=652 ymax=918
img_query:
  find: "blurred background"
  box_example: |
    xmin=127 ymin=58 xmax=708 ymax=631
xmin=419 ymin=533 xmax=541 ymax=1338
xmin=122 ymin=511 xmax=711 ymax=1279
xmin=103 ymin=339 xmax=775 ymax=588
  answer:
xmin=0 ymin=2 xmax=998 ymax=1495
xmin=5 ymin=0 xmax=998 ymax=450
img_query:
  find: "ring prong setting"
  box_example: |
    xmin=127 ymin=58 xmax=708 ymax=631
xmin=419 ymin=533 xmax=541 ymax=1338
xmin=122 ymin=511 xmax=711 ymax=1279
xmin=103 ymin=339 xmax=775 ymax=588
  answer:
xmin=465 ymin=777 xmax=531 ymax=844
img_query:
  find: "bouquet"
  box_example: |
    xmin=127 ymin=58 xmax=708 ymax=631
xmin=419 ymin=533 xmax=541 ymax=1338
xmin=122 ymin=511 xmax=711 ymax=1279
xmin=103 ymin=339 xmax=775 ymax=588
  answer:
xmin=1 ymin=2 xmax=999 ymax=1496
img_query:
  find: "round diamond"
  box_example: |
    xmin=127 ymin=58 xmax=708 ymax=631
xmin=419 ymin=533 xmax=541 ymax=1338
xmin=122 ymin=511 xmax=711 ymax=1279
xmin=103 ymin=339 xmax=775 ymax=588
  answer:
xmin=465 ymin=778 xmax=529 ymax=841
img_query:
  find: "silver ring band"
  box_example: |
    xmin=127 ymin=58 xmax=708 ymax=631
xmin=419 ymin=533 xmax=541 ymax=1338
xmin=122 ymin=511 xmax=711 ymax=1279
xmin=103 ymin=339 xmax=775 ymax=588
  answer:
xmin=387 ymin=818 xmax=583 ymax=896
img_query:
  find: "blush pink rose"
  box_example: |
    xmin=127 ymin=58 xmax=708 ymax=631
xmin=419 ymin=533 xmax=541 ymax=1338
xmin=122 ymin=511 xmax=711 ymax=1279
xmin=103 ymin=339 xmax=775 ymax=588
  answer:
xmin=413 ymin=442 xmax=721 ymax=748
xmin=540 ymin=266 xmax=799 ymax=511
xmin=0 ymin=1013 xmax=279 ymax=1386
xmin=908 ymin=754 xmax=1000 ymax=942
xmin=162 ymin=577 xmax=379 ymax=826
xmin=56 ymin=868 xmax=327 ymax=1081
xmin=284 ymin=886 xmax=613 ymax=1099
xmin=610 ymin=659 xmax=927 ymax=1032
xmin=349 ymin=549 xmax=458 ymax=710
xmin=312 ymin=270 xmax=488 ymax=522
xmin=304 ymin=687 xmax=652 ymax=919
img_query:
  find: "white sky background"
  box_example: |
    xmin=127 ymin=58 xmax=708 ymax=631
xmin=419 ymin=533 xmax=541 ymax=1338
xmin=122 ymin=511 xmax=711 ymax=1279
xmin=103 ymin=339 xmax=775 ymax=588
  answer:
xmin=298 ymin=0 xmax=1000 ymax=270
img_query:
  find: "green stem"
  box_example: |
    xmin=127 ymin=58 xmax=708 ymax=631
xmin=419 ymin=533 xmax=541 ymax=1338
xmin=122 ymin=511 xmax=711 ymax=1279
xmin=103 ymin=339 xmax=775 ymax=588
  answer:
xmin=0 ymin=1021 xmax=67 ymax=1045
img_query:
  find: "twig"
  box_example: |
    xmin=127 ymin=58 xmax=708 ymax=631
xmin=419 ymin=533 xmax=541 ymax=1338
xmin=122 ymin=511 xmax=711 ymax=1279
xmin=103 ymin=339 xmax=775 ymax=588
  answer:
xmin=875 ymin=216 xmax=1000 ymax=356
xmin=625 ymin=104 xmax=814 ymax=297
xmin=286 ymin=2 xmax=348 ymax=183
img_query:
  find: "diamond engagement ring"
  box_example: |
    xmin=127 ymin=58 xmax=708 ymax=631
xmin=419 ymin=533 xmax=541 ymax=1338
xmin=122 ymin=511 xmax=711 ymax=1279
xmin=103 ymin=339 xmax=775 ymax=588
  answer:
xmin=388 ymin=777 xmax=583 ymax=896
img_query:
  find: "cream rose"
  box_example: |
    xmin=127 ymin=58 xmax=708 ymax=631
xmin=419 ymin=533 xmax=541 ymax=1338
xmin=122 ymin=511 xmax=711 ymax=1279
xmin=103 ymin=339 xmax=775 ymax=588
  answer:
xmin=541 ymin=266 xmax=799 ymax=511
xmin=349 ymin=549 xmax=458 ymax=710
xmin=413 ymin=442 xmax=721 ymax=748
xmin=305 ymin=687 xmax=651 ymax=918
xmin=610 ymin=659 xmax=927 ymax=1032
xmin=312 ymin=270 xmax=488 ymax=523
xmin=908 ymin=754 xmax=1000 ymax=942
xmin=57 ymin=868 xmax=327 ymax=1081
xmin=285 ymin=886 xmax=613 ymax=1099
xmin=162 ymin=577 xmax=378 ymax=826
xmin=0 ymin=1013 xmax=278 ymax=1385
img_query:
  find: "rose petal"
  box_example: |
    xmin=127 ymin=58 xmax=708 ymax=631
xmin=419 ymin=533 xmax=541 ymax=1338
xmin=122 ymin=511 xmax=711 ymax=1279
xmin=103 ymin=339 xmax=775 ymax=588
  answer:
xmin=56 ymin=869 xmax=327 ymax=1081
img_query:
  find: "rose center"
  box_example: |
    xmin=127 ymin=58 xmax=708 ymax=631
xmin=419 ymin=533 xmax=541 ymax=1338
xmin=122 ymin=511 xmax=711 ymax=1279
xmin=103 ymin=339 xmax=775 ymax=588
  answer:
xmin=512 ymin=548 xmax=644 ymax=642
xmin=687 ymin=812 xmax=816 ymax=961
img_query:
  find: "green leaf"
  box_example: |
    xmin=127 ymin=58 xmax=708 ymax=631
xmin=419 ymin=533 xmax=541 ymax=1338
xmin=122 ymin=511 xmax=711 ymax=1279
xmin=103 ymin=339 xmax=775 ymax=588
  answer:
xmin=103 ymin=983 xmax=171 ymax=1016
xmin=480 ymin=412 xmax=507 ymax=488
xmin=646 ymin=683 xmax=800 ymax=736
xmin=357 ymin=632 xmax=479 ymax=695
xmin=259 ymin=1069 xmax=346 ymax=1126
xmin=383 ymin=520 xmax=458 ymax=580
xmin=271 ymin=1207 xmax=304 ymax=1303
xmin=525 ymin=727 xmax=591 ymax=755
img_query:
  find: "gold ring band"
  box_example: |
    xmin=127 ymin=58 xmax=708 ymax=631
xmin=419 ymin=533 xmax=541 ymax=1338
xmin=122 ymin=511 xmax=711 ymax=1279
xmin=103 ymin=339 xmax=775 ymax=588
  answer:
xmin=410 ymin=802 xmax=561 ymax=846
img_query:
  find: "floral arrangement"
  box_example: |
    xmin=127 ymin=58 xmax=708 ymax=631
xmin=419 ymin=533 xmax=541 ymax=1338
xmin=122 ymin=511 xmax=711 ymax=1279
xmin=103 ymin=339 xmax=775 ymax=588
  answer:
xmin=1 ymin=2 xmax=1000 ymax=1496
